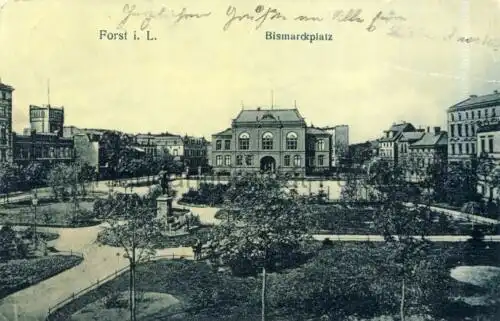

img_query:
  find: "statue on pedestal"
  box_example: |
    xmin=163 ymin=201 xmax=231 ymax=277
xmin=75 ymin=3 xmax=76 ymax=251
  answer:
xmin=159 ymin=170 xmax=170 ymax=195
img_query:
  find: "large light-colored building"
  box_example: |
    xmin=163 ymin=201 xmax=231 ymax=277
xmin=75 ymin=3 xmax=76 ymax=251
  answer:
xmin=0 ymin=82 xmax=14 ymax=163
xmin=476 ymin=123 xmax=500 ymax=201
xmin=447 ymin=90 xmax=500 ymax=166
xmin=211 ymin=107 xmax=332 ymax=176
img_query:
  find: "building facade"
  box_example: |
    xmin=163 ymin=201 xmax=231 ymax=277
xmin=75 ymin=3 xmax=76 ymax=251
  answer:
xmin=0 ymin=82 xmax=14 ymax=163
xmin=447 ymin=90 xmax=500 ymax=166
xmin=476 ymin=123 xmax=500 ymax=201
xmin=30 ymin=105 xmax=64 ymax=135
xmin=378 ymin=122 xmax=416 ymax=164
xmin=211 ymin=108 xmax=332 ymax=176
xmin=406 ymin=127 xmax=448 ymax=183
xmin=12 ymin=132 xmax=74 ymax=165
xmin=321 ymin=125 xmax=349 ymax=167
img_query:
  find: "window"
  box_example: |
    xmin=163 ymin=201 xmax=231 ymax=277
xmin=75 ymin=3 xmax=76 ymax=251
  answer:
xmin=471 ymin=125 xmax=475 ymax=136
xmin=262 ymin=132 xmax=273 ymax=150
xmin=451 ymin=113 xmax=455 ymax=121
xmin=0 ymin=128 xmax=6 ymax=145
xmin=0 ymin=150 xmax=5 ymax=162
xmin=236 ymin=155 xmax=243 ymax=166
xmin=465 ymin=124 xmax=469 ymax=136
xmin=465 ymin=143 xmax=469 ymax=154
xmin=486 ymin=109 xmax=489 ymax=117
xmin=317 ymin=139 xmax=325 ymax=151
xmin=238 ymin=133 xmax=250 ymax=150
xmin=450 ymin=124 xmax=455 ymax=137
xmin=458 ymin=113 xmax=462 ymax=121
xmin=472 ymin=111 xmax=475 ymax=119
xmin=284 ymin=155 xmax=291 ymax=166
xmin=457 ymin=124 xmax=462 ymax=137
xmin=489 ymin=136 xmax=494 ymax=153
xmin=216 ymin=140 xmax=222 ymax=150
xmin=318 ymin=155 xmax=324 ymax=166
xmin=293 ymin=155 xmax=301 ymax=167
xmin=245 ymin=155 xmax=253 ymax=166
xmin=472 ymin=143 xmax=476 ymax=154
xmin=224 ymin=155 xmax=231 ymax=166
xmin=216 ymin=155 xmax=222 ymax=166
xmin=224 ymin=140 xmax=231 ymax=150
xmin=458 ymin=144 xmax=462 ymax=154
xmin=479 ymin=110 xmax=482 ymax=118
xmin=466 ymin=112 xmax=469 ymax=119
xmin=481 ymin=138 xmax=485 ymax=153
xmin=286 ymin=132 xmax=298 ymax=150
xmin=493 ymin=108 xmax=497 ymax=117
xmin=308 ymin=157 xmax=315 ymax=166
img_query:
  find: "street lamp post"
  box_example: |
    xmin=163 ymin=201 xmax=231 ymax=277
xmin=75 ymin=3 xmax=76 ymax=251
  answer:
xmin=32 ymin=192 xmax=38 ymax=247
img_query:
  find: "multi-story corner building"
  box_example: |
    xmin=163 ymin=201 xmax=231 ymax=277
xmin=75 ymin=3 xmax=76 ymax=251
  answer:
xmin=211 ymin=107 xmax=332 ymax=176
xmin=378 ymin=122 xmax=416 ymax=164
xmin=407 ymin=127 xmax=448 ymax=183
xmin=447 ymin=90 xmax=500 ymax=166
xmin=0 ymin=82 xmax=14 ymax=163
xmin=321 ymin=125 xmax=349 ymax=167
xmin=476 ymin=123 xmax=500 ymax=201
xmin=29 ymin=104 xmax=64 ymax=135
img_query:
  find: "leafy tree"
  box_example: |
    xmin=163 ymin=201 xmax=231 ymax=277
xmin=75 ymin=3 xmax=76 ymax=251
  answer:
xmin=0 ymin=163 xmax=19 ymax=201
xmin=47 ymin=163 xmax=77 ymax=200
xmin=78 ymin=162 xmax=98 ymax=195
xmin=207 ymin=173 xmax=314 ymax=320
xmin=20 ymin=162 xmax=49 ymax=190
xmin=443 ymin=162 xmax=479 ymax=206
xmin=99 ymin=192 xmax=164 ymax=321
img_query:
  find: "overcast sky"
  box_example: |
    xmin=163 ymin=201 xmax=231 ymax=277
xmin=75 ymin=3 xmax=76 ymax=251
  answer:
xmin=1 ymin=0 xmax=500 ymax=143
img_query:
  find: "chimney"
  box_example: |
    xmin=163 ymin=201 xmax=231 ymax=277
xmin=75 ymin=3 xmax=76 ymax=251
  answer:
xmin=495 ymin=90 xmax=499 ymax=94
xmin=426 ymin=126 xmax=430 ymax=133
xmin=257 ymin=107 xmax=261 ymax=111
xmin=470 ymin=94 xmax=478 ymax=98
xmin=434 ymin=126 xmax=441 ymax=134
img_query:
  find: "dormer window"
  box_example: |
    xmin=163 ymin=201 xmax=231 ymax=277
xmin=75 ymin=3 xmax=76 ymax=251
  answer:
xmin=261 ymin=112 xmax=276 ymax=121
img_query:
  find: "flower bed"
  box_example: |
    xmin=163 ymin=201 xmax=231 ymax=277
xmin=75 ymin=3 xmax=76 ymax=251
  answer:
xmin=0 ymin=254 xmax=83 ymax=299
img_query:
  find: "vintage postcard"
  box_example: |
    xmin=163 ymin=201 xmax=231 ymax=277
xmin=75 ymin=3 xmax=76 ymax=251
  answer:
xmin=1 ymin=0 xmax=500 ymax=320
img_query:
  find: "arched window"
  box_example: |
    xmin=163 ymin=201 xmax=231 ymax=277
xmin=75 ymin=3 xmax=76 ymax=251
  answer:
xmin=239 ymin=132 xmax=250 ymax=150
xmin=284 ymin=155 xmax=291 ymax=166
xmin=286 ymin=132 xmax=298 ymax=150
xmin=293 ymin=155 xmax=301 ymax=167
xmin=262 ymin=132 xmax=273 ymax=150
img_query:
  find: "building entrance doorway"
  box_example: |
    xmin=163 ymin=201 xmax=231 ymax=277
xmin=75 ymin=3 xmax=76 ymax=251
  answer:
xmin=260 ymin=156 xmax=276 ymax=173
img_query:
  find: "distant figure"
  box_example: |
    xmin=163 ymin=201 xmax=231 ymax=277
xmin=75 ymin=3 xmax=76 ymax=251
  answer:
xmin=193 ymin=238 xmax=203 ymax=260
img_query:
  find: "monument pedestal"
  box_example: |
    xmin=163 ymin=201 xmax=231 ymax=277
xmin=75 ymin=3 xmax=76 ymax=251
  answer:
xmin=156 ymin=195 xmax=173 ymax=221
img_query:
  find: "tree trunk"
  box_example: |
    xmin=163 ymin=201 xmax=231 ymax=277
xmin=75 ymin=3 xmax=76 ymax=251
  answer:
xmin=261 ymin=266 xmax=266 ymax=321
xmin=129 ymin=262 xmax=133 ymax=321
xmin=131 ymin=262 xmax=136 ymax=321
xmin=400 ymin=278 xmax=405 ymax=321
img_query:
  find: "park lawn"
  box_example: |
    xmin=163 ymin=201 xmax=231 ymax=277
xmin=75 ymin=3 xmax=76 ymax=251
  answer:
xmin=0 ymin=255 xmax=83 ymax=299
xmin=47 ymin=242 xmax=500 ymax=321
xmin=0 ymin=200 xmax=95 ymax=226
xmin=312 ymin=204 xmax=500 ymax=236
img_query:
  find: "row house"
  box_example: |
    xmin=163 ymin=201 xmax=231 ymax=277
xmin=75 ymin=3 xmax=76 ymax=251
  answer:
xmin=476 ymin=123 xmax=500 ymax=201
xmin=0 ymin=82 xmax=14 ymax=163
xmin=378 ymin=122 xmax=416 ymax=164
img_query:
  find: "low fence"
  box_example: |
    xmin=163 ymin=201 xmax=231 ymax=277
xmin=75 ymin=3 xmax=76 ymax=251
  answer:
xmin=46 ymin=253 xmax=193 ymax=320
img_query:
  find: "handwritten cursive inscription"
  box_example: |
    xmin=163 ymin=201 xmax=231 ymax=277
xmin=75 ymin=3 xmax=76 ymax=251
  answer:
xmin=366 ymin=10 xmax=406 ymax=32
xmin=118 ymin=4 xmax=211 ymax=30
xmin=332 ymin=9 xmax=365 ymax=23
xmin=223 ymin=5 xmax=286 ymax=31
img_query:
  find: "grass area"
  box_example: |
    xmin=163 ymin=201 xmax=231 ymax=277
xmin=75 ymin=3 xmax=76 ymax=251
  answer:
xmin=48 ymin=242 xmax=500 ymax=321
xmin=0 ymin=200 xmax=97 ymax=227
xmin=0 ymin=255 xmax=83 ymax=299
xmin=313 ymin=204 xmax=500 ymax=235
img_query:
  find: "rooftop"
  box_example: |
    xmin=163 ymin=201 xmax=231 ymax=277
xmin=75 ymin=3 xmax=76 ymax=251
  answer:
xmin=411 ymin=132 xmax=448 ymax=147
xmin=213 ymin=128 xmax=232 ymax=136
xmin=449 ymin=90 xmax=500 ymax=111
xmin=0 ymin=82 xmax=14 ymax=91
xmin=400 ymin=131 xmax=425 ymax=142
xmin=306 ymin=127 xmax=330 ymax=135
xmin=233 ymin=108 xmax=305 ymax=123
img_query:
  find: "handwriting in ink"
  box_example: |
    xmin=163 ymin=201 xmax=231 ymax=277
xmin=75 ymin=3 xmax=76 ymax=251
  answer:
xmin=223 ymin=5 xmax=286 ymax=31
xmin=173 ymin=7 xmax=211 ymax=24
xmin=118 ymin=4 xmax=167 ymax=30
xmin=366 ymin=10 xmax=406 ymax=32
xmin=294 ymin=15 xmax=323 ymax=22
xmin=331 ymin=9 xmax=365 ymax=23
